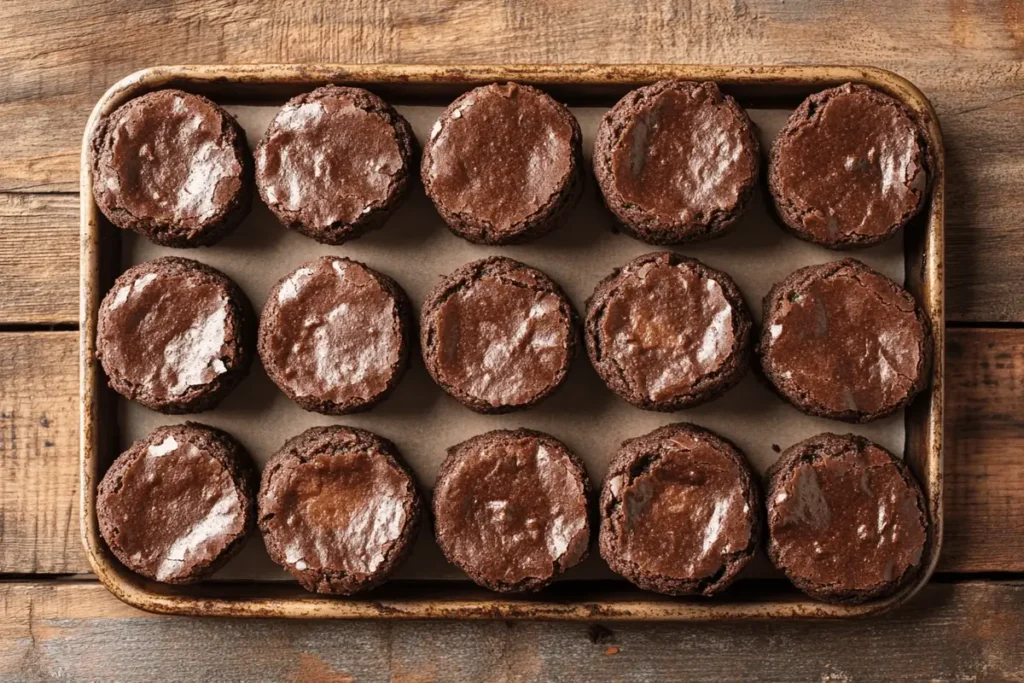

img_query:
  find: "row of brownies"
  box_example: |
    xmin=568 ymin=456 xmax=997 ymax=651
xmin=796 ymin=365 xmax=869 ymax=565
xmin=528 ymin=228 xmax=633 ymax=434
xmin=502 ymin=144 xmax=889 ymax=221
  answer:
xmin=98 ymin=421 xmax=928 ymax=604
xmin=96 ymin=253 xmax=931 ymax=422
xmin=90 ymin=80 xmax=932 ymax=251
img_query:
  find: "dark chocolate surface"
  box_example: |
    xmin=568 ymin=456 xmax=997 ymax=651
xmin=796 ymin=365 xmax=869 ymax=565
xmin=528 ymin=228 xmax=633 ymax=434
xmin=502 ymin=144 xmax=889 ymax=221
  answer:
xmin=91 ymin=89 xmax=251 ymax=247
xmin=258 ymin=426 xmax=422 ymax=595
xmin=96 ymin=257 xmax=253 ymax=414
xmin=767 ymin=433 xmax=928 ymax=603
xmin=585 ymin=252 xmax=752 ymax=411
xmin=421 ymin=257 xmax=576 ymax=413
xmin=433 ymin=429 xmax=591 ymax=592
xmin=769 ymin=83 xmax=929 ymax=248
xmin=256 ymin=85 xmax=415 ymax=244
xmin=97 ymin=423 xmax=256 ymax=584
xmin=258 ymin=256 xmax=409 ymax=415
xmin=421 ymin=82 xmax=582 ymax=244
xmin=599 ymin=423 xmax=760 ymax=596
xmin=594 ymin=80 xmax=759 ymax=244
xmin=759 ymin=258 xmax=930 ymax=422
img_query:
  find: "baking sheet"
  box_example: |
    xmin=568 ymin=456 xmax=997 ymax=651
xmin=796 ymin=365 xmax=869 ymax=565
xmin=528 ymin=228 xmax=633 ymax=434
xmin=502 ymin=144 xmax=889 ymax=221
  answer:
xmin=118 ymin=102 xmax=906 ymax=582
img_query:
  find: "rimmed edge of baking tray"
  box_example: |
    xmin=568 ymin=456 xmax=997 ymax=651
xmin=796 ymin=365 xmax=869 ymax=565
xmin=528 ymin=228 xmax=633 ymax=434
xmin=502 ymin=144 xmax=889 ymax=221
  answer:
xmin=81 ymin=63 xmax=944 ymax=620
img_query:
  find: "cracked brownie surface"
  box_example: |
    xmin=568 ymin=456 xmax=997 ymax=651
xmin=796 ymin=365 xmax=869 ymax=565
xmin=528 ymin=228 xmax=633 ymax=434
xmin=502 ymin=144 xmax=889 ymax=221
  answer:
xmin=758 ymin=258 xmax=931 ymax=423
xmin=599 ymin=423 xmax=760 ymax=596
xmin=97 ymin=422 xmax=257 ymax=584
xmin=420 ymin=256 xmax=577 ymax=413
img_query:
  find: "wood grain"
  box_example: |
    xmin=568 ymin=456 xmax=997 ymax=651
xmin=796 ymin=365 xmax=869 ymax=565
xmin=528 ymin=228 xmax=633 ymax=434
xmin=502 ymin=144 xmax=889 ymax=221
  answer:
xmin=1 ymin=580 xmax=1022 ymax=681
xmin=0 ymin=194 xmax=78 ymax=325
xmin=0 ymin=332 xmax=85 ymax=574
xmin=0 ymin=0 xmax=1021 ymax=677
xmin=0 ymin=0 xmax=1021 ymax=321
xmin=0 ymin=328 xmax=1020 ymax=576
xmin=943 ymin=328 xmax=1024 ymax=572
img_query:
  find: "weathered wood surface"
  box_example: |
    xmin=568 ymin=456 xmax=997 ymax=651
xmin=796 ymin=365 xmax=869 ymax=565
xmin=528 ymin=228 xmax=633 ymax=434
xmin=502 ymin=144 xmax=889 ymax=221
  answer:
xmin=0 ymin=332 xmax=84 ymax=575
xmin=0 ymin=0 xmax=1022 ymax=322
xmin=0 ymin=329 xmax=1020 ymax=576
xmin=1 ymin=1 xmax=1023 ymax=680
xmin=943 ymin=328 xmax=1024 ymax=572
xmin=0 ymin=194 xmax=78 ymax=325
xmin=0 ymin=580 xmax=1022 ymax=682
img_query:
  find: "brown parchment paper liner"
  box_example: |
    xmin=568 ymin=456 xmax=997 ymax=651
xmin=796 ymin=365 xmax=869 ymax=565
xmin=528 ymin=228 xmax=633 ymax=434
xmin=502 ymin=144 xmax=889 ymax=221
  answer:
xmin=120 ymin=104 xmax=906 ymax=582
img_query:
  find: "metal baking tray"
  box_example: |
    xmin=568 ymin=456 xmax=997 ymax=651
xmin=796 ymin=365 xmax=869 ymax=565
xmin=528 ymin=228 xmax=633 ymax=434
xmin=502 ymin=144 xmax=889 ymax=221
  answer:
xmin=81 ymin=64 xmax=944 ymax=620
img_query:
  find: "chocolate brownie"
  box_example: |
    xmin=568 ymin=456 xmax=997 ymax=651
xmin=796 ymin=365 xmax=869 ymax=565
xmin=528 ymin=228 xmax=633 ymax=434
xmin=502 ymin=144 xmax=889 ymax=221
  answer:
xmin=768 ymin=83 xmax=931 ymax=248
xmin=420 ymin=257 xmax=577 ymax=413
xmin=258 ymin=256 xmax=411 ymax=415
xmin=96 ymin=423 xmax=257 ymax=584
xmin=585 ymin=252 xmax=752 ymax=411
xmin=593 ymin=80 xmax=760 ymax=244
xmin=421 ymin=83 xmax=583 ymax=245
xmin=766 ymin=433 xmax=929 ymax=604
xmin=432 ymin=429 xmax=591 ymax=592
xmin=599 ymin=423 xmax=761 ymax=596
xmin=90 ymin=89 xmax=253 ymax=248
xmin=96 ymin=256 xmax=255 ymax=414
xmin=257 ymin=426 xmax=423 ymax=595
xmin=255 ymin=85 xmax=416 ymax=245
xmin=758 ymin=259 xmax=931 ymax=423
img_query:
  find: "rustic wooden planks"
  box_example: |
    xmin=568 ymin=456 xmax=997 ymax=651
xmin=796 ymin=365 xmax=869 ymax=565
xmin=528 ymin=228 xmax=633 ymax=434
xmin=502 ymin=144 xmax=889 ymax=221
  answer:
xmin=1 ymin=580 xmax=1022 ymax=681
xmin=0 ymin=332 xmax=85 ymax=574
xmin=0 ymin=329 xmax=1020 ymax=576
xmin=0 ymin=0 xmax=1022 ymax=677
xmin=943 ymin=328 xmax=1024 ymax=572
xmin=0 ymin=194 xmax=78 ymax=325
xmin=0 ymin=0 xmax=1022 ymax=321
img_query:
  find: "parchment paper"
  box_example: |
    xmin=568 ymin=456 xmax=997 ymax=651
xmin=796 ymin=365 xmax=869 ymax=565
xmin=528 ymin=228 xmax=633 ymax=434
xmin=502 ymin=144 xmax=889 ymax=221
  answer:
xmin=120 ymin=103 xmax=906 ymax=582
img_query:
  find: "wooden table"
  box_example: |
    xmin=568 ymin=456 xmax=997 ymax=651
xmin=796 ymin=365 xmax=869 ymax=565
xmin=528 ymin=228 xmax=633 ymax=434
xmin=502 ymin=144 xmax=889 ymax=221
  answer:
xmin=2 ymin=1 xmax=1023 ymax=679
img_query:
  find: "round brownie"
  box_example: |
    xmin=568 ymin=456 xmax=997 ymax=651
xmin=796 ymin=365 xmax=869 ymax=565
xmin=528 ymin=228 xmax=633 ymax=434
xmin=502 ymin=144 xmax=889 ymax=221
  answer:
xmin=90 ymin=89 xmax=252 ymax=248
xmin=420 ymin=257 xmax=577 ymax=413
xmin=758 ymin=258 xmax=931 ymax=423
xmin=585 ymin=252 xmax=752 ymax=411
xmin=766 ymin=433 xmax=929 ymax=604
xmin=594 ymin=80 xmax=760 ymax=244
xmin=255 ymin=85 xmax=416 ymax=245
xmin=768 ymin=83 xmax=931 ymax=248
xmin=432 ymin=429 xmax=591 ymax=592
xmin=257 ymin=426 xmax=422 ymax=595
xmin=599 ymin=423 xmax=761 ymax=596
xmin=97 ymin=423 xmax=257 ymax=584
xmin=258 ymin=256 xmax=411 ymax=415
xmin=96 ymin=256 xmax=255 ymax=414
xmin=421 ymin=83 xmax=583 ymax=245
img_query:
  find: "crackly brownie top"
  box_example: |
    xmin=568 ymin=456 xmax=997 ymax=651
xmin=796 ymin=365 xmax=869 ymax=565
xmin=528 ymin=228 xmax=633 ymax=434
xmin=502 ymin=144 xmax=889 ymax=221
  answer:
xmin=767 ymin=433 xmax=928 ymax=596
xmin=98 ymin=423 xmax=252 ymax=583
xmin=598 ymin=80 xmax=758 ymax=228
xmin=591 ymin=253 xmax=746 ymax=402
xmin=770 ymin=83 xmax=928 ymax=245
xmin=422 ymin=257 xmax=575 ymax=409
xmin=256 ymin=85 xmax=410 ymax=230
xmin=601 ymin=424 xmax=757 ymax=587
xmin=259 ymin=256 xmax=406 ymax=407
xmin=760 ymin=259 xmax=928 ymax=419
xmin=433 ymin=429 xmax=590 ymax=589
xmin=259 ymin=426 xmax=418 ymax=580
xmin=97 ymin=257 xmax=246 ymax=403
xmin=423 ymin=83 xmax=578 ymax=233
xmin=93 ymin=89 xmax=246 ymax=226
